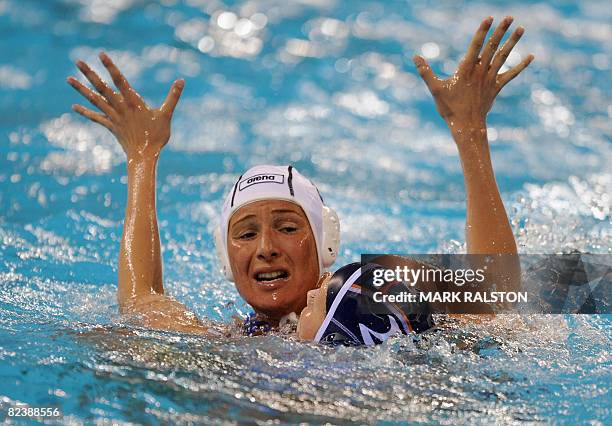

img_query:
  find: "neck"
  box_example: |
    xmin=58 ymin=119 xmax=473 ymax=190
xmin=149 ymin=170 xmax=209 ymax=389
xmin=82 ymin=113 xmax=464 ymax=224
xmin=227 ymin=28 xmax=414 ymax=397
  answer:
xmin=256 ymin=311 xmax=299 ymax=328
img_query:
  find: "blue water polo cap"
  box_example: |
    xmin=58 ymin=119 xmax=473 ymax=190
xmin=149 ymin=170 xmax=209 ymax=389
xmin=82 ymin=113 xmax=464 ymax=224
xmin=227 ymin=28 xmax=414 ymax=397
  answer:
xmin=314 ymin=262 xmax=435 ymax=346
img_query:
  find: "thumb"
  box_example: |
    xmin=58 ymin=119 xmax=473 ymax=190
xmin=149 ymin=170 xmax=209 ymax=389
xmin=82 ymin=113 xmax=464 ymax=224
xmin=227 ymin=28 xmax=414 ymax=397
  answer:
xmin=413 ymin=55 xmax=438 ymax=93
xmin=161 ymin=79 xmax=185 ymax=116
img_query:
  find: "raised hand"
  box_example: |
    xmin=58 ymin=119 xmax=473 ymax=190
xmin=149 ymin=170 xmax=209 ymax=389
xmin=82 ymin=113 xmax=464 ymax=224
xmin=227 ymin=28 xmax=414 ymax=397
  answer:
xmin=413 ymin=16 xmax=534 ymax=131
xmin=67 ymin=52 xmax=184 ymax=160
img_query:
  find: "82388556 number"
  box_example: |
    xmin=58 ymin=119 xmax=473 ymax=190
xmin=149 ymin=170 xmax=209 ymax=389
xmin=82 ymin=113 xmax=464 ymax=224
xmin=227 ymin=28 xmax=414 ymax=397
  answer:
xmin=6 ymin=406 xmax=62 ymax=417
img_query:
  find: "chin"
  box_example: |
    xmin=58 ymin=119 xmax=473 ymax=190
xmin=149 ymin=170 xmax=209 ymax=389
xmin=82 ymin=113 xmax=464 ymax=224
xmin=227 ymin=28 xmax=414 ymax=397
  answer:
xmin=249 ymin=293 xmax=306 ymax=320
xmin=243 ymin=282 xmax=306 ymax=316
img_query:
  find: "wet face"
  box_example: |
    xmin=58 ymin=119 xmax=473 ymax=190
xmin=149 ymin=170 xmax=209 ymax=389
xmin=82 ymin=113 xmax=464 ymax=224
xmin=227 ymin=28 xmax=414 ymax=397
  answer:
xmin=227 ymin=200 xmax=320 ymax=321
xmin=297 ymin=272 xmax=331 ymax=340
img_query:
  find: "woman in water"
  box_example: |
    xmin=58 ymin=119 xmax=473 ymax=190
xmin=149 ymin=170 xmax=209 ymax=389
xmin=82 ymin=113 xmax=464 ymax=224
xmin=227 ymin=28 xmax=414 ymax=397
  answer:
xmin=67 ymin=16 xmax=532 ymax=336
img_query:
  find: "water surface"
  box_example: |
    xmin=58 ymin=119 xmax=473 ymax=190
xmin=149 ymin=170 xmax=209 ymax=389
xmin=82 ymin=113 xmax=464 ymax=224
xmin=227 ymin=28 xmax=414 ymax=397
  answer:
xmin=0 ymin=0 xmax=610 ymax=423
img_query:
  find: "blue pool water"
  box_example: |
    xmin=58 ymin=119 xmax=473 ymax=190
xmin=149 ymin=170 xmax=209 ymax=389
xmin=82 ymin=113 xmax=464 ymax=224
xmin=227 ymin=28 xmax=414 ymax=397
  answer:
xmin=1 ymin=0 xmax=610 ymax=423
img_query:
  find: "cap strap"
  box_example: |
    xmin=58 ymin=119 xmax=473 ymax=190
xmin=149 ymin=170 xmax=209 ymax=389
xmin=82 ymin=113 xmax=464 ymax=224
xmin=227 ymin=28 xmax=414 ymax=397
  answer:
xmin=287 ymin=165 xmax=294 ymax=196
xmin=230 ymin=174 xmax=243 ymax=208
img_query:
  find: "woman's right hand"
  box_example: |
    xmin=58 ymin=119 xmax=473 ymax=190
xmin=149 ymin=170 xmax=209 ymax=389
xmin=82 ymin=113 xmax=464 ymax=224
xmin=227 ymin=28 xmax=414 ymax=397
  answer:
xmin=413 ymin=16 xmax=533 ymax=134
xmin=67 ymin=52 xmax=184 ymax=161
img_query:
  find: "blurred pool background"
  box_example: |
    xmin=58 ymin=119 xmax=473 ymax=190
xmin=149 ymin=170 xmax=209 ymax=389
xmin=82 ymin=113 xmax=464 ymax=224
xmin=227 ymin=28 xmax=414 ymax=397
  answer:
xmin=0 ymin=0 xmax=610 ymax=424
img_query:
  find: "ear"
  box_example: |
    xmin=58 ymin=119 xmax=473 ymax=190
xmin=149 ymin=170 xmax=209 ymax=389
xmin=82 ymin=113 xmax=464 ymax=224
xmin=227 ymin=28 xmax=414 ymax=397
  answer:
xmin=214 ymin=226 xmax=234 ymax=281
xmin=321 ymin=206 xmax=340 ymax=268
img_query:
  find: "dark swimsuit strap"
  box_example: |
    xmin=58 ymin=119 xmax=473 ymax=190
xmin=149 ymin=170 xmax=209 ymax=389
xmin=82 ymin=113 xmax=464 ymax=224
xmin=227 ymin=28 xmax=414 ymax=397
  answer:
xmin=243 ymin=312 xmax=272 ymax=336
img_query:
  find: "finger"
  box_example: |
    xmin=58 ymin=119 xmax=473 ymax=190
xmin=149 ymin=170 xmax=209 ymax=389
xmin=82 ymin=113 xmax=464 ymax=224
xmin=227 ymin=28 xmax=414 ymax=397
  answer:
xmin=480 ymin=16 xmax=513 ymax=68
xmin=413 ymin=55 xmax=439 ymax=94
xmin=99 ymin=52 xmax=144 ymax=107
xmin=498 ymin=54 xmax=534 ymax=87
xmin=67 ymin=76 xmax=118 ymax=120
xmin=490 ymin=26 xmax=524 ymax=75
xmin=160 ymin=79 xmax=185 ymax=116
xmin=462 ymin=16 xmax=494 ymax=71
xmin=76 ymin=60 xmax=120 ymax=108
xmin=72 ymin=104 xmax=114 ymax=131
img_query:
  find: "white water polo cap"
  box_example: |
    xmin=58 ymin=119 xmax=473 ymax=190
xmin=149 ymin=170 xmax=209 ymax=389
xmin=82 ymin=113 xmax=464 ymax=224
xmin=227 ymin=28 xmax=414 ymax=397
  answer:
xmin=215 ymin=165 xmax=340 ymax=281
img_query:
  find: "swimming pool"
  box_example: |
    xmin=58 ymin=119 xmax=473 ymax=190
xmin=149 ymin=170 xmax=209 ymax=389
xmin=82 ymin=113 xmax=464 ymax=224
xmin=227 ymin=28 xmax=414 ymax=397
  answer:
xmin=1 ymin=0 xmax=610 ymax=423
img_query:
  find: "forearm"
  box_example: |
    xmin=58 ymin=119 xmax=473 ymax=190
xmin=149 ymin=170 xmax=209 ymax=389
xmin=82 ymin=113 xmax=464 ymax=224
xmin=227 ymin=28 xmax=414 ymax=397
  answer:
xmin=118 ymin=157 xmax=164 ymax=309
xmin=452 ymin=123 xmax=520 ymax=296
xmin=116 ymin=157 xmax=207 ymax=332
xmin=452 ymin=124 xmax=517 ymax=255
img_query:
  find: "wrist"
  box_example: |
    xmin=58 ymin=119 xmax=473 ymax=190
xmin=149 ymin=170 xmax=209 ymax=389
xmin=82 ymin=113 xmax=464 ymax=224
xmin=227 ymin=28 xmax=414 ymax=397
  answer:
xmin=119 ymin=135 xmax=167 ymax=165
xmin=127 ymin=152 xmax=160 ymax=168
xmin=455 ymin=137 xmax=491 ymax=162
xmin=448 ymin=118 xmax=490 ymax=151
xmin=447 ymin=117 xmax=487 ymax=135
xmin=126 ymin=156 xmax=159 ymax=180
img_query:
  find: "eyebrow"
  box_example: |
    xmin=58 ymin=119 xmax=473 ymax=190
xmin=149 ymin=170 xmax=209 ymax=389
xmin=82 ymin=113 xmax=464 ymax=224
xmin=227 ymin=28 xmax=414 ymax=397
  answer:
xmin=231 ymin=209 xmax=303 ymax=226
xmin=271 ymin=209 xmax=303 ymax=215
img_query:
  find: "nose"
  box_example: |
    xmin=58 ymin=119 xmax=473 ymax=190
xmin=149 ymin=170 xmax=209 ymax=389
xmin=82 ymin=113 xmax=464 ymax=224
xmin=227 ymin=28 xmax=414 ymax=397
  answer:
xmin=256 ymin=226 xmax=280 ymax=261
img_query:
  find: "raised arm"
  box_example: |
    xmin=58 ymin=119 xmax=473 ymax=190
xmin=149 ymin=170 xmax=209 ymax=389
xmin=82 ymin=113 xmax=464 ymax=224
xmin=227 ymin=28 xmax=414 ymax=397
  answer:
xmin=68 ymin=52 xmax=207 ymax=333
xmin=414 ymin=17 xmax=532 ymax=294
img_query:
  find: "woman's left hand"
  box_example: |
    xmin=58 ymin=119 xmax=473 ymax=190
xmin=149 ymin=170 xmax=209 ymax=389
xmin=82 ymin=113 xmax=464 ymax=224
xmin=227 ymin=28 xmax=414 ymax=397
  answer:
xmin=67 ymin=52 xmax=184 ymax=161
xmin=413 ymin=16 xmax=534 ymax=131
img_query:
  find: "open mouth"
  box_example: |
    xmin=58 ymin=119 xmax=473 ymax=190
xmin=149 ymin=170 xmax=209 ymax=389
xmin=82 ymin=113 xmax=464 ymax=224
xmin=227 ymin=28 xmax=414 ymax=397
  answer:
xmin=255 ymin=270 xmax=289 ymax=282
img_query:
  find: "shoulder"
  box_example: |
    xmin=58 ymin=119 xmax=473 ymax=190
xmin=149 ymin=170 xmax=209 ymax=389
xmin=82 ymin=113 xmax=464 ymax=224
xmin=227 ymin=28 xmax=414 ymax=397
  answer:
xmin=121 ymin=293 xmax=212 ymax=335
